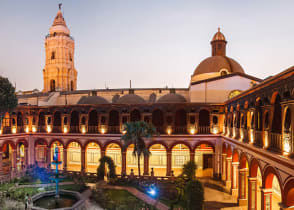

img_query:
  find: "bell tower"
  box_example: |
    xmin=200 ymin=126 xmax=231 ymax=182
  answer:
xmin=43 ymin=4 xmax=77 ymax=92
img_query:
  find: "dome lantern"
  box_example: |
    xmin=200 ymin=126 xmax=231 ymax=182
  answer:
xmin=49 ymin=4 xmax=70 ymax=35
xmin=211 ymin=27 xmax=227 ymax=56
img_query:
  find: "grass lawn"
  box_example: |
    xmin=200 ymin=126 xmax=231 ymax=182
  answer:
xmin=91 ymin=188 xmax=157 ymax=210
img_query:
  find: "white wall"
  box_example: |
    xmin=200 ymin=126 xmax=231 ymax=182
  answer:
xmin=189 ymin=75 xmax=257 ymax=103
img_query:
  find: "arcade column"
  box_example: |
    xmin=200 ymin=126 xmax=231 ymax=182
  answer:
xmin=231 ymin=162 xmax=239 ymax=196
xmin=63 ymin=148 xmax=67 ymax=171
xmin=226 ymin=157 xmax=232 ymax=189
xmin=143 ymin=155 xmax=149 ymax=176
xmin=0 ymin=151 xmax=3 ymax=174
xmin=12 ymin=149 xmax=17 ymax=173
xmin=238 ymin=168 xmax=248 ymax=207
xmin=222 ymin=153 xmax=227 ymax=181
xmin=248 ymin=177 xmax=257 ymax=210
xmin=261 ymin=188 xmax=272 ymax=210
xmin=46 ymin=146 xmax=51 ymax=168
xmin=24 ymin=147 xmax=28 ymax=168
xmin=81 ymin=147 xmax=85 ymax=173
xmin=166 ymin=151 xmax=172 ymax=176
xmin=121 ymin=151 xmax=126 ymax=176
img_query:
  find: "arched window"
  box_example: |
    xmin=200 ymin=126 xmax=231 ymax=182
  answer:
xmin=272 ymin=94 xmax=282 ymax=134
xmin=220 ymin=69 xmax=228 ymax=77
xmin=51 ymin=51 xmax=55 ymax=60
xmin=108 ymin=110 xmax=119 ymax=126
xmin=50 ymin=80 xmax=56 ymax=92
xmin=130 ymin=110 xmax=141 ymax=122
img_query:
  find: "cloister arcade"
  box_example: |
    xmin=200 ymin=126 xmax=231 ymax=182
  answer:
xmin=2 ymin=69 xmax=294 ymax=209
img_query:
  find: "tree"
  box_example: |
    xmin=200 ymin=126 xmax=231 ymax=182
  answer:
xmin=0 ymin=76 xmax=17 ymax=127
xmin=121 ymin=121 xmax=157 ymax=176
xmin=182 ymin=160 xmax=197 ymax=180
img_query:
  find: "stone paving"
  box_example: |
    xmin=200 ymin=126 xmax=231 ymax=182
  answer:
xmin=200 ymin=178 xmax=241 ymax=210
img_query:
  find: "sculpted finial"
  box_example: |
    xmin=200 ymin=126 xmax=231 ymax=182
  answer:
xmin=59 ymin=3 xmax=62 ymax=10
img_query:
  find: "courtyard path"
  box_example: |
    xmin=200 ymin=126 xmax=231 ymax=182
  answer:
xmin=200 ymin=178 xmax=241 ymax=210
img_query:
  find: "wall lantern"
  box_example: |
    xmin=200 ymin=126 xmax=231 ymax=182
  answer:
xmin=47 ymin=125 xmax=52 ymax=133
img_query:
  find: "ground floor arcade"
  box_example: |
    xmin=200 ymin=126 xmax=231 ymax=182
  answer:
xmin=0 ymin=134 xmax=294 ymax=209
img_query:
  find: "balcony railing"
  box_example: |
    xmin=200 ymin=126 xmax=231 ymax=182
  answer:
xmin=198 ymin=126 xmax=210 ymax=134
xmin=52 ymin=126 xmax=61 ymax=133
xmin=70 ymin=126 xmax=79 ymax=133
xmin=17 ymin=126 xmax=24 ymax=133
xmin=2 ymin=126 xmax=11 ymax=134
xmin=174 ymin=126 xmax=187 ymax=134
xmin=254 ymin=130 xmax=263 ymax=147
xmin=229 ymin=127 xmax=233 ymax=137
xmin=88 ymin=126 xmax=98 ymax=133
xmin=38 ymin=126 xmax=47 ymax=133
xmin=242 ymin=128 xmax=249 ymax=143
xmin=269 ymin=132 xmax=282 ymax=153
xmin=108 ymin=126 xmax=120 ymax=134
xmin=234 ymin=127 xmax=240 ymax=139
xmin=155 ymin=126 xmax=165 ymax=134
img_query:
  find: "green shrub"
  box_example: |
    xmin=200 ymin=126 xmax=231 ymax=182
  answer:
xmin=184 ymin=180 xmax=204 ymax=210
xmin=182 ymin=161 xmax=197 ymax=180
xmin=97 ymin=156 xmax=116 ymax=180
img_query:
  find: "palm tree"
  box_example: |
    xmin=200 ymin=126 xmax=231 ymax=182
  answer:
xmin=121 ymin=121 xmax=157 ymax=176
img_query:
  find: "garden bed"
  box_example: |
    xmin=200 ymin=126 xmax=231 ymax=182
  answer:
xmin=91 ymin=188 xmax=156 ymax=210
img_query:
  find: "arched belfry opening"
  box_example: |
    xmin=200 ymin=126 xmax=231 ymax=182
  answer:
xmin=50 ymin=79 xmax=56 ymax=92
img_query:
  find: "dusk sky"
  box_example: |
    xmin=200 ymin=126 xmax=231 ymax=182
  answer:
xmin=1 ymin=0 xmax=294 ymax=91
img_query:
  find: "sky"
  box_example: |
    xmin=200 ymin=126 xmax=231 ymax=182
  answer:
xmin=0 ymin=0 xmax=294 ymax=91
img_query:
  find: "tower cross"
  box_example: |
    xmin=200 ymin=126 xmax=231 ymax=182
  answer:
xmin=59 ymin=3 xmax=62 ymax=10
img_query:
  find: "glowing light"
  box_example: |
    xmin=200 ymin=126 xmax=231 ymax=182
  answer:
xmin=166 ymin=126 xmax=172 ymax=135
xmin=283 ymin=133 xmax=291 ymax=154
xmin=12 ymin=127 xmax=17 ymax=134
xmin=47 ymin=125 xmax=52 ymax=133
xmin=122 ymin=130 xmax=126 ymax=134
xmin=0 ymin=129 xmax=2 ymax=135
xmin=32 ymin=126 xmax=37 ymax=133
xmin=233 ymin=128 xmax=236 ymax=138
xmin=25 ymin=126 xmax=29 ymax=133
xmin=250 ymin=129 xmax=254 ymax=143
xmin=81 ymin=126 xmax=86 ymax=134
xmin=63 ymin=126 xmax=68 ymax=133
xmin=213 ymin=127 xmax=218 ymax=134
xmin=147 ymin=186 xmax=158 ymax=197
xmin=264 ymin=132 xmax=268 ymax=148
xmin=190 ymin=127 xmax=196 ymax=135
xmin=240 ymin=130 xmax=244 ymax=141
xmin=100 ymin=126 xmax=106 ymax=134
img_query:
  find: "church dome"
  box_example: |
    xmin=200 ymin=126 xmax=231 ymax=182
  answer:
xmin=116 ymin=94 xmax=146 ymax=104
xmin=192 ymin=56 xmax=244 ymax=76
xmin=77 ymin=96 xmax=109 ymax=105
xmin=191 ymin=28 xmax=245 ymax=83
xmin=157 ymin=93 xmax=187 ymax=103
